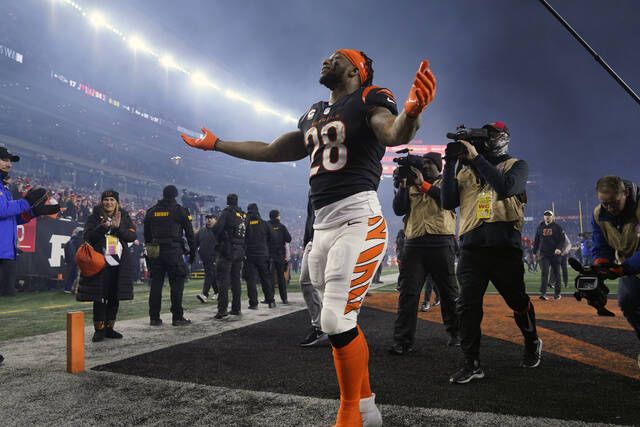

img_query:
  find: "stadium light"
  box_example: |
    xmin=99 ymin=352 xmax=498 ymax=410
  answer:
xmin=191 ymin=71 xmax=218 ymax=89
xmin=89 ymin=11 xmax=107 ymax=28
xmin=128 ymin=35 xmax=153 ymax=55
xmin=160 ymin=54 xmax=176 ymax=69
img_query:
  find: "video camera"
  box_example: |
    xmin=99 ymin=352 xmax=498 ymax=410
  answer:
xmin=568 ymin=258 xmax=615 ymax=317
xmin=392 ymin=148 xmax=425 ymax=184
xmin=445 ymin=125 xmax=490 ymax=158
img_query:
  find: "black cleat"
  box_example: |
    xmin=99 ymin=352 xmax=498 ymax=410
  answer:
xmin=450 ymin=360 xmax=484 ymax=384
xmin=300 ymin=327 xmax=328 ymax=347
xmin=214 ymin=313 xmax=229 ymax=320
xmin=150 ymin=318 xmax=163 ymax=326
xmin=388 ymin=343 xmax=414 ymax=356
xmin=522 ymin=338 xmax=543 ymax=368
xmin=172 ymin=318 xmax=192 ymax=326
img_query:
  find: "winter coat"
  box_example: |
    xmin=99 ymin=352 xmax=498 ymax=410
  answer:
xmin=0 ymin=174 xmax=32 ymax=260
xmin=76 ymin=205 xmax=136 ymax=302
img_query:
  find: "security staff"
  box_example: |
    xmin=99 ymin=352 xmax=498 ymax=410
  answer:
xmin=212 ymin=193 xmax=246 ymax=319
xmin=390 ymin=152 xmax=459 ymax=355
xmin=244 ymin=203 xmax=276 ymax=309
xmin=144 ymin=185 xmax=195 ymax=326
xmin=442 ymin=121 xmax=541 ymax=384
xmin=590 ymin=176 xmax=640 ymax=354
xmin=268 ymin=209 xmax=292 ymax=304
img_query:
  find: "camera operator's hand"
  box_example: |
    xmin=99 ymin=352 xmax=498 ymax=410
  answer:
xmin=24 ymin=187 xmax=48 ymax=208
xmin=410 ymin=166 xmax=424 ymax=186
xmin=32 ymin=204 xmax=60 ymax=217
xmin=458 ymin=140 xmax=478 ymax=161
xmin=404 ymin=60 xmax=436 ymax=118
xmin=594 ymin=262 xmax=625 ymax=280
xmin=181 ymin=127 xmax=219 ymax=151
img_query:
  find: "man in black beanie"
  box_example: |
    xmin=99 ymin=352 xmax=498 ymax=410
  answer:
xmin=211 ymin=193 xmax=246 ymax=319
xmin=268 ymin=209 xmax=292 ymax=304
xmin=244 ymin=203 xmax=276 ymax=308
xmin=144 ymin=185 xmax=195 ymax=326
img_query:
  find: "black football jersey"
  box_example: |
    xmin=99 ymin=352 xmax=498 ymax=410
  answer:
xmin=298 ymin=85 xmax=398 ymax=210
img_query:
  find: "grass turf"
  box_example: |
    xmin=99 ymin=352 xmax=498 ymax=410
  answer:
xmin=0 ymin=268 xmax=618 ymax=342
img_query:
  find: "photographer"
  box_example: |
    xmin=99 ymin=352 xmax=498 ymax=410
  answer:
xmin=590 ymin=176 xmax=640 ymax=349
xmin=390 ymin=152 xmax=459 ymax=355
xmin=441 ymin=122 xmax=541 ymax=384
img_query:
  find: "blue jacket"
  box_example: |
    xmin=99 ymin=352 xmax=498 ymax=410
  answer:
xmin=591 ymin=191 xmax=640 ymax=274
xmin=0 ymin=177 xmax=32 ymax=260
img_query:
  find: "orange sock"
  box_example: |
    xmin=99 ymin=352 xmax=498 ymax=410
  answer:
xmin=332 ymin=332 xmax=365 ymax=427
xmin=358 ymin=326 xmax=372 ymax=399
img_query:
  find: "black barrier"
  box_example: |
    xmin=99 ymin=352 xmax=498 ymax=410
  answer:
xmin=16 ymin=216 xmax=80 ymax=282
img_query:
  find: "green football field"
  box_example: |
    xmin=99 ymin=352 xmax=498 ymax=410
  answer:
xmin=0 ymin=267 xmax=617 ymax=342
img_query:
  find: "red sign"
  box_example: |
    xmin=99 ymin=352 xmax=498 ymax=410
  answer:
xmin=17 ymin=219 xmax=37 ymax=253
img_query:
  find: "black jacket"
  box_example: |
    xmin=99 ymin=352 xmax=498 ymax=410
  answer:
xmin=143 ymin=199 xmax=195 ymax=254
xmin=195 ymin=226 xmax=217 ymax=263
xmin=268 ymin=219 xmax=291 ymax=262
xmin=533 ymin=222 xmax=566 ymax=257
xmin=245 ymin=208 xmax=271 ymax=259
xmin=212 ymin=204 xmax=246 ymax=260
xmin=441 ymin=154 xmax=528 ymax=250
xmin=77 ymin=206 xmax=136 ymax=302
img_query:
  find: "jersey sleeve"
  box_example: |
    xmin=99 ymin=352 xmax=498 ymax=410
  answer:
xmin=362 ymin=86 xmax=398 ymax=115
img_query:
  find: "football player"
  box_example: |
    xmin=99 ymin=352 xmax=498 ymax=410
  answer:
xmin=181 ymin=49 xmax=435 ymax=426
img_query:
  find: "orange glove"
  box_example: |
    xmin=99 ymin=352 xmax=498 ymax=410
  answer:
xmin=404 ymin=60 xmax=436 ymax=118
xmin=180 ymin=127 xmax=219 ymax=151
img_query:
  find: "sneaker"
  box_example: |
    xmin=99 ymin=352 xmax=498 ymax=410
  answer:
xmin=229 ymin=310 xmax=241 ymax=316
xmin=211 ymin=293 xmax=218 ymax=300
xmin=0 ymin=354 xmax=4 ymax=366
xmin=554 ymin=294 xmax=562 ymax=300
xmin=149 ymin=318 xmax=163 ymax=326
xmin=360 ymin=393 xmax=382 ymax=427
xmin=214 ymin=313 xmax=228 ymax=320
xmin=196 ymin=294 xmax=208 ymax=303
xmin=172 ymin=318 xmax=192 ymax=326
xmin=281 ymin=300 xmax=289 ymax=305
xmin=420 ymin=302 xmax=431 ymax=312
xmin=597 ymin=307 xmax=616 ymax=317
xmin=539 ymin=295 xmax=548 ymax=301
xmin=388 ymin=343 xmax=414 ymax=356
xmin=522 ymin=338 xmax=543 ymax=368
xmin=248 ymin=305 xmax=258 ymax=310
xmin=300 ymin=327 xmax=328 ymax=347
xmin=268 ymin=302 xmax=277 ymax=309
xmin=105 ymin=328 xmax=123 ymax=339
xmin=449 ymin=360 xmax=484 ymax=384
xmin=433 ymin=299 xmax=441 ymax=307
xmin=63 ymin=290 xmax=72 ymax=294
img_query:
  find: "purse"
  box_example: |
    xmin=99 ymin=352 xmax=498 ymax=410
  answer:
xmin=75 ymin=242 xmax=106 ymax=277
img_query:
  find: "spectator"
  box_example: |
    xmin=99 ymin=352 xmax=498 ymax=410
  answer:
xmin=76 ymin=190 xmax=136 ymax=342
xmin=63 ymin=227 xmax=83 ymax=293
xmin=196 ymin=214 xmax=219 ymax=303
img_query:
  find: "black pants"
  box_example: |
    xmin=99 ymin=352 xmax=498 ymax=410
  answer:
xmin=245 ymin=256 xmax=274 ymax=306
xmin=457 ymin=248 xmax=538 ymax=362
xmin=148 ymin=249 xmax=187 ymax=321
xmin=0 ymin=258 xmax=17 ymax=296
xmin=540 ymin=255 xmax=561 ymax=296
xmin=423 ymin=274 xmax=440 ymax=303
xmin=560 ymin=255 xmax=569 ymax=287
xmin=202 ymin=258 xmax=218 ymax=297
xmin=93 ymin=266 xmax=120 ymax=322
xmin=217 ymin=256 xmax=242 ymax=314
xmin=271 ymin=260 xmax=288 ymax=302
xmin=393 ymin=245 xmax=459 ymax=346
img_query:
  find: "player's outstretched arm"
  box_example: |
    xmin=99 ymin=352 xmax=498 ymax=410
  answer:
xmin=181 ymin=128 xmax=307 ymax=162
xmin=369 ymin=60 xmax=436 ymax=147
